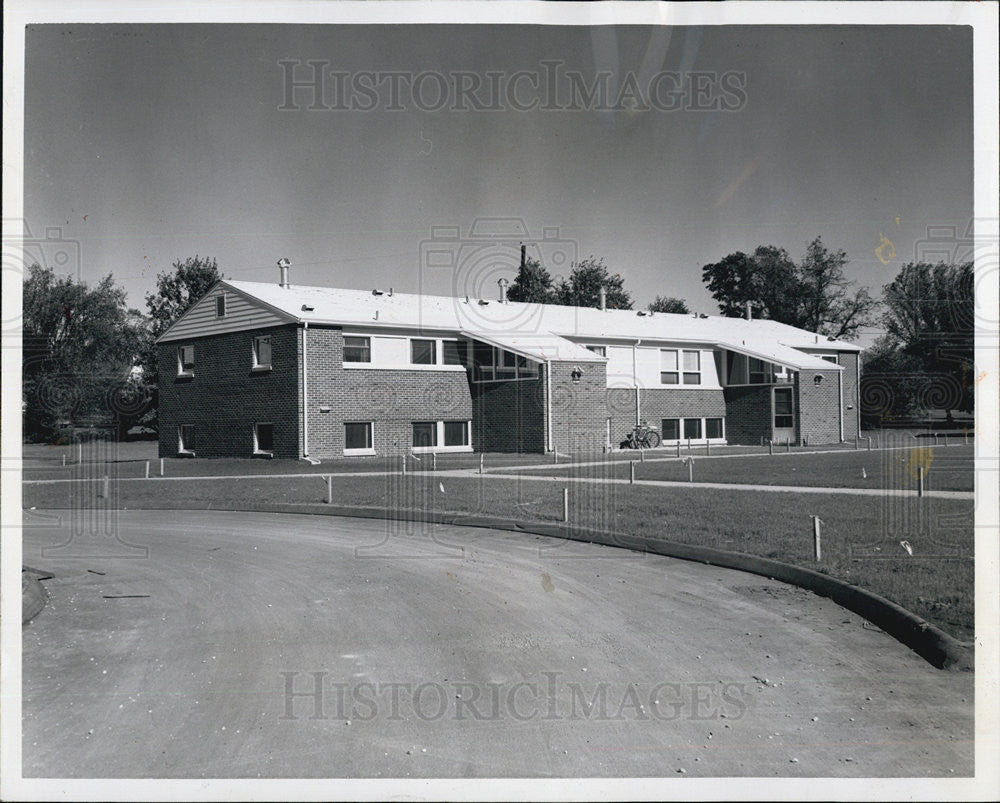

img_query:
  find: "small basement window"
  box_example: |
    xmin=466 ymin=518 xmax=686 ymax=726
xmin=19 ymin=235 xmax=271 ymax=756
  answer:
xmin=706 ymin=417 xmax=724 ymax=439
xmin=443 ymin=421 xmax=469 ymax=447
xmin=253 ymin=423 xmax=274 ymax=455
xmin=412 ymin=421 xmax=437 ymax=448
xmin=177 ymin=344 xmax=195 ymax=376
xmin=683 ymin=418 xmax=702 ymax=439
xmin=178 ymin=424 xmax=196 ymax=454
xmin=344 ymin=422 xmax=374 ymax=453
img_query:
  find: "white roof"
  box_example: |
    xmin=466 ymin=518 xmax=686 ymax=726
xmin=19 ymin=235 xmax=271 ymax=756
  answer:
xmin=165 ymin=279 xmax=856 ymax=370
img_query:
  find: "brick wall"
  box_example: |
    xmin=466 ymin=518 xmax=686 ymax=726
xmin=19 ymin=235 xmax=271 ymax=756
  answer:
xmin=795 ymin=367 xmax=844 ymax=444
xmin=305 ymin=327 xmax=474 ymax=458
xmin=607 ymin=388 xmax=726 ymax=446
xmin=547 ymin=362 xmax=609 ymax=454
xmin=157 ymin=325 xmax=301 ymax=458
xmin=839 ymin=351 xmax=860 ymax=438
xmin=723 ymin=385 xmax=774 ymax=445
xmin=471 ymin=375 xmax=545 ymax=453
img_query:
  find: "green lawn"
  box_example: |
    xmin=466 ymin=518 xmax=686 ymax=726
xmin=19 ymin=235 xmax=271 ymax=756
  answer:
xmin=514 ymin=445 xmax=974 ymax=493
xmin=24 ymin=469 xmax=974 ymax=642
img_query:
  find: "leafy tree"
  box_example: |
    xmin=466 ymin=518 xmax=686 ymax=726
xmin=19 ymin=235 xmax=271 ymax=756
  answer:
xmin=876 ymin=261 xmax=973 ymax=414
xmin=647 ymin=296 xmax=690 ymax=314
xmin=140 ymin=256 xmax=222 ymax=430
xmin=701 ymin=237 xmax=877 ymax=340
xmin=507 ymin=256 xmax=555 ymax=303
xmin=145 ymin=256 xmax=222 ymax=338
xmin=555 ymin=257 xmax=633 ymax=309
xmin=23 ymin=264 xmax=149 ymax=440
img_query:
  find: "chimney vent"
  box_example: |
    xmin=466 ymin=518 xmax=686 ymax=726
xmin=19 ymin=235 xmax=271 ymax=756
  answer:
xmin=277 ymin=258 xmax=291 ymax=288
xmin=745 ymin=301 xmax=752 ymax=320
xmin=498 ymin=277 xmax=510 ymax=304
xmin=520 ymin=243 xmax=527 ymax=269
xmin=599 ymin=286 xmax=607 ymax=311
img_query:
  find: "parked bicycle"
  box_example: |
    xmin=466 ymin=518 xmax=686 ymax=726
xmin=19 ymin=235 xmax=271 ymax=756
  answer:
xmin=625 ymin=422 xmax=661 ymax=449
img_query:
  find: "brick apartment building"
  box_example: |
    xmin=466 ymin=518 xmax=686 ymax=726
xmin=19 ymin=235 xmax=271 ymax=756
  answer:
xmin=156 ymin=266 xmax=860 ymax=460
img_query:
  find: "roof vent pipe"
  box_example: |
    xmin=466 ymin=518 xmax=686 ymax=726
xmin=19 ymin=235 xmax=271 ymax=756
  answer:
xmin=277 ymin=258 xmax=291 ymax=288
xmin=498 ymin=277 xmax=510 ymax=304
xmin=599 ymin=286 xmax=607 ymax=311
xmin=745 ymin=301 xmax=752 ymax=320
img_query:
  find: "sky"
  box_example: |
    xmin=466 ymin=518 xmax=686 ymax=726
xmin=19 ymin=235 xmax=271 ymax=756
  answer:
xmin=23 ymin=23 xmax=973 ymax=347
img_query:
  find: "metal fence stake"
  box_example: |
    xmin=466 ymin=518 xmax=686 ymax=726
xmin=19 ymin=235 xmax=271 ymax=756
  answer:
xmin=676 ymin=442 xmax=681 ymax=458
xmin=325 ymin=475 xmax=332 ymax=504
xmin=78 ymin=441 xmax=83 ymax=464
xmin=432 ymin=453 xmax=437 ymax=470
xmin=479 ymin=454 xmax=484 ymax=475
xmin=562 ymin=488 xmax=569 ymax=522
xmin=160 ymin=458 xmax=164 ymax=476
xmin=687 ymin=458 xmax=694 ymax=483
xmin=144 ymin=461 xmax=150 ymax=479
xmin=100 ymin=475 xmax=109 ymax=499
xmin=62 ymin=455 xmax=66 ymax=467
xmin=768 ymin=439 xmax=773 ymax=455
xmin=640 ymin=447 xmax=645 ymax=463
xmin=629 ymin=462 xmax=635 ymax=484
xmin=706 ymin=440 xmax=711 ymax=456
xmin=786 ymin=440 xmax=791 ymax=453
xmin=402 ymin=455 xmax=407 ymax=475
xmin=812 ymin=516 xmax=822 ymax=561
xmin=918 ymin=465 xmax=924 ymax=497
xmin=867 ymin=436 xmax=872 ymax=451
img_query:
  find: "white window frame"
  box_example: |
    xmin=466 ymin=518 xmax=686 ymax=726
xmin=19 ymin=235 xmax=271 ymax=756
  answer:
xmin=659 ymin=416 xmax=726 ymax=444
xmin=682 ymin=350 xmax=701 ymax=385
xmin=774 ymin=386 xmax=795 ymax=430
xmin=177 ymin=344 xmax=195 ymax=377
xmin=341 ymin=334 xmax=469 ymax=372
xmin=252 ymin=335 xmax=272 ymax=371
xmin=343 ymin=336 xmax=372 ymax=364
xmin=253 ymin=422 xmax=274 ymax=456
xmin=178 ymin=424 xmax=196 ymax=455
xmin=585 ymin=345 xmax=607 ymax=357
xmin=660 ymin=349 xmax=679 ymax=385
xmin=410 ymin=338 xmax=437 ymax=366
xmin=472 ymin=346 xmax=540 ymax=383
xmin=412 ymin=419 xmax=474 ymax=453
xmin=344 ymin=421 xmax=376 ymax=456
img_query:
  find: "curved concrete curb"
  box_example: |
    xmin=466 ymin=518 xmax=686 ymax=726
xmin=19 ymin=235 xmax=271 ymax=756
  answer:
xmin=22 ymin=568 xmax=52 ymax=624
xmin=31 ymin=500 xmax=974 ymax=670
